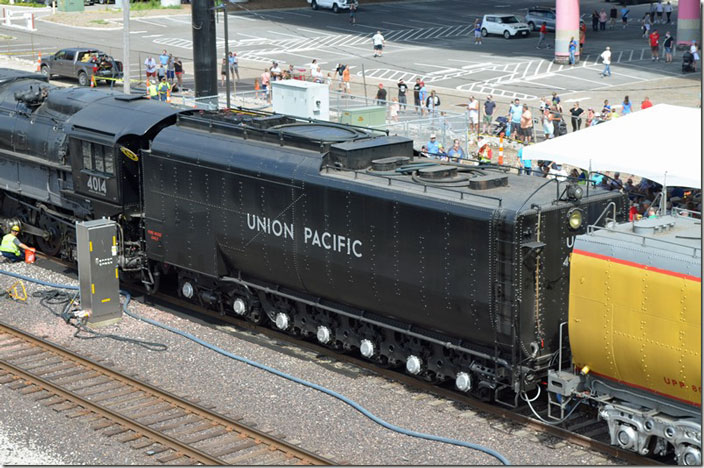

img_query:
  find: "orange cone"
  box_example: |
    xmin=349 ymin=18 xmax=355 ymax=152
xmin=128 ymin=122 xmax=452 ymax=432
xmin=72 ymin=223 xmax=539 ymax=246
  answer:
xmin=36 ymin=52 xmax=41 ymax=72
xmin=90 ymin=75 xmax=96 ymax=88
xmin=498 ymin=134 xmax=504 ymax=165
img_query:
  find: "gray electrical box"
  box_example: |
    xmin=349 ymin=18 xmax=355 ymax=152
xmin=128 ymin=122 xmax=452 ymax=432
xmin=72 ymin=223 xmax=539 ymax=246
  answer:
xmin=76 ymin=219 xmax=121 ymax=327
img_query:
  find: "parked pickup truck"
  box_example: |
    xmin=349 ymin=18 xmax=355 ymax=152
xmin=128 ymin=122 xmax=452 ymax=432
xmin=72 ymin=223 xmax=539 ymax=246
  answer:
xmin=40 ymin=48 xmax=123 ymax=87
xmin=306 ymin=0 xmax=357 ymax=13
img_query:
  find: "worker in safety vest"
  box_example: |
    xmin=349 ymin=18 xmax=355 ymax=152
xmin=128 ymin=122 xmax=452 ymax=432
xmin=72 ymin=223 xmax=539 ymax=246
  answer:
xmin=157 ymin=77 xmax=171 ymax=102
xmin=147 ymin=80 xmax=158 ymax=100
xmin=477 ymin=136 xmax=493 ymax=164
xmin=0 ymin=225 xmax=35 ymax=263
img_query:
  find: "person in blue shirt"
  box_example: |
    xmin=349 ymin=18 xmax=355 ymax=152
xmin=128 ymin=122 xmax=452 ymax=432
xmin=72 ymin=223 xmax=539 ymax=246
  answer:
xmin=568 ymin=37 xmax=577 ymax=65
xmin=446 ymin=139 xmax=466 ymax=160
xmin=418 ymin=82 xmax=428 ymax=116
xmin=426 ymin=134 xmax=442 ymax=157
xmin=518 ymin=144 xmax=532 ymax=175
xmin=621 ymin=95 xmax=633 ymax=114
xmin=508 ymin=99 xmax=522 ymax=138
xmin=159 ymin=49 xmax=169 ymax=67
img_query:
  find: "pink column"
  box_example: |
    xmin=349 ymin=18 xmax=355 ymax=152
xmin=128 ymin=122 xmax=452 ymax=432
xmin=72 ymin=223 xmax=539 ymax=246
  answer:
xmin=554 ymin=0 xmax=580 ymax=64
xmin=676 ymin=0 xmax=701 ymax=46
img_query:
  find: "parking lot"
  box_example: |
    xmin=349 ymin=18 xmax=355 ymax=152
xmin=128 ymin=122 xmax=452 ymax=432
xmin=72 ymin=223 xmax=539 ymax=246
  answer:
xmin=0 ymin=0 xmax=699 ymax=106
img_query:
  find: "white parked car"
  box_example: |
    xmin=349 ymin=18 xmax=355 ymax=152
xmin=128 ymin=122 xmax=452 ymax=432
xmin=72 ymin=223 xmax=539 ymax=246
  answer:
xmin=480 ymin=14 xmax=531 ymax=39
xmin=307 ymin=0 xmax=356 ymax=13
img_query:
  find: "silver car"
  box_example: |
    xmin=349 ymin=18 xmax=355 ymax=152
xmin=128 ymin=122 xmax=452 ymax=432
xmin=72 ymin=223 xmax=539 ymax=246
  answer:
xmin=525 ymin=7 xmax=556 ymax=32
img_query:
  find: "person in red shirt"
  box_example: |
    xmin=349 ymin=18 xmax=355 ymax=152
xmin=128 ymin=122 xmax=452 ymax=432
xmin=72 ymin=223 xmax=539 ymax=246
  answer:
xmin=649 ymin=29 xmax=660 ymax=61
xmin=579 ymin=22 xmax=586 ymax=54
xmin=641 ymin=96 xmax=653 ymax=109
xmin=537 ymin=22 xmax=549 ymax=49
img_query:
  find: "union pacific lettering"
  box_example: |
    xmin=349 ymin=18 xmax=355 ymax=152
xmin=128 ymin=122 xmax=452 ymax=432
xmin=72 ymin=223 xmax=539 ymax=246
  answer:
xmin=245 ymin=212 xmax=363 ymax=258
xmin=663 ymin=376 xmax=702 ymax=394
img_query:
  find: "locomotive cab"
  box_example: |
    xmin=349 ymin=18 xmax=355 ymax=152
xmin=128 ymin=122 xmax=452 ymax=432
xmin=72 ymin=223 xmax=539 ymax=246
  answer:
xmin=68 ymin=137 xmax=121 ymax=206
xmin=65 ymin=93 xmax=181 ymax=217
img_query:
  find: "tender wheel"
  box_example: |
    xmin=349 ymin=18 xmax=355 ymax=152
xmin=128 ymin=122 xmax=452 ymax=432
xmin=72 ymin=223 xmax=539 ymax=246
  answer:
xmin=528 ymin=21 xmax=535 ymax=31
xmin=503 ymin=30 xmax=511 ymax=39
xmin=77 ymin=71 xmax=89 ymax=86
xmin=40 ymin=65 xmax=51 ymax=78
xmin=310 ymin=0 xmax=318 ymax=9
xmin=481 ymin=28 xmax=488 ymax=37
xmin=332 ymin=2 xmax=339 ymax=13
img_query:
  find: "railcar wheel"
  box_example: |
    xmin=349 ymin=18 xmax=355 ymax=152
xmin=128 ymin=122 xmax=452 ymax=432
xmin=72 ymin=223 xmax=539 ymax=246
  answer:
xmin=681 ymin=446 xmax=701 ymax=465
xmin=180 ymin=280 xmax=195 ymax=299
xmin=35 ymin=215 xmax=62 ymax=257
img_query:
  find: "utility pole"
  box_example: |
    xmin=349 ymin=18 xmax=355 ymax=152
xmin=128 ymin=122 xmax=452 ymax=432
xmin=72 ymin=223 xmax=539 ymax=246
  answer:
xmin=219 ymin=3 xmax=231 ymax=108
xmin=122 ymin=0 xmax=130 ymax=94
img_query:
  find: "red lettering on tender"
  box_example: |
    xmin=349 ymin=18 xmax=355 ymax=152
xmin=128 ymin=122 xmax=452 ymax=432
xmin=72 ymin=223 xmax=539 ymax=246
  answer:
xmin=147 ymin=229 xmax=163 ymax=242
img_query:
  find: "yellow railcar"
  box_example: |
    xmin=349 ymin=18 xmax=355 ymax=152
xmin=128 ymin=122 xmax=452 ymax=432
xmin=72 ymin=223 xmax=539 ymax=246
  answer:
xmin=550 ymin=211 xmax=701 ymax=465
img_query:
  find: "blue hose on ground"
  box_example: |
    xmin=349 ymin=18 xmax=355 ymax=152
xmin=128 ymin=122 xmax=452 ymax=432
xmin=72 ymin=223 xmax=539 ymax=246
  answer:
xmin=0 ymin=268 xmax=511 ymax=465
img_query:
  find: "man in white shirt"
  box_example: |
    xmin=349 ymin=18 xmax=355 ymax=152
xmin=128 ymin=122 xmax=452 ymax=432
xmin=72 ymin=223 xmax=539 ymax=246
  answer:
xmin=466 ymin=96 xmax=479 ymax=134
xmin=372 ymin=31 xmax=385 ymax=57
xmin=270 ymin=62 xmax=282 ymax=80
xmin=599 ymin=46 xmax=612 ymax=77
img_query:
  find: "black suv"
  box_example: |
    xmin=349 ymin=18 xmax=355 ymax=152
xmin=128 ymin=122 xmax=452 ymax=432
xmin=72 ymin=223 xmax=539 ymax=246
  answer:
xmin=524 ymin=7 xmax=555 ymax=32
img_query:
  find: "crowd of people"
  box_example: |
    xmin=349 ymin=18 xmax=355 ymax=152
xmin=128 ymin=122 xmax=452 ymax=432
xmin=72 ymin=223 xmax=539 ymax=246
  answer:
xmin=144 ymin=49 xmax=184 ymax=101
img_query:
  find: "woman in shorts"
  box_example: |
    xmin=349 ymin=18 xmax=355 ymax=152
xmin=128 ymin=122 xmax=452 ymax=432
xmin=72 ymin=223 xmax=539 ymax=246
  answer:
xmin=473 ymin=19 xmax=482 ymax=45
xmin=220 ymin=57 xmax=227 ymax=86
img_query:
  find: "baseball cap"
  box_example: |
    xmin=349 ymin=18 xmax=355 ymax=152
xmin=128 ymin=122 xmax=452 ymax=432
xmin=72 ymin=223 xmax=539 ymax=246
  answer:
xmin=430 ymin=134 xmax=437 ymax=138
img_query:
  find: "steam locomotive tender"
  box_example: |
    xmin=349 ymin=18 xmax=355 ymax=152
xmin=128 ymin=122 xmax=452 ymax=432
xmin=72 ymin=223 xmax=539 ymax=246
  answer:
xmin=0 ymin=69 xmax=626 ymax=403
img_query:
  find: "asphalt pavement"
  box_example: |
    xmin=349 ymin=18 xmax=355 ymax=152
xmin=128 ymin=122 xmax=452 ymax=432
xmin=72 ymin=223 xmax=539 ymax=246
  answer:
xmin=0 ymin=0 xmax=700 ymax=111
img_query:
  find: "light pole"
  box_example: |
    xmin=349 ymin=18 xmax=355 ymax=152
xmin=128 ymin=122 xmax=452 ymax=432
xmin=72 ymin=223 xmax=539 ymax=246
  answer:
xmin=122 ymin=0 xmax=130 ymax=94
xmin=215 ymin=2 xmax=231 ymax=109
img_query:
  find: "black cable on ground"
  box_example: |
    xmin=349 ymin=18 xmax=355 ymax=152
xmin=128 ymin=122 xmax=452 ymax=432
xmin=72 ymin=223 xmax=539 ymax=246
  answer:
xmin=24 ymin=284 xmax=168 ymax=352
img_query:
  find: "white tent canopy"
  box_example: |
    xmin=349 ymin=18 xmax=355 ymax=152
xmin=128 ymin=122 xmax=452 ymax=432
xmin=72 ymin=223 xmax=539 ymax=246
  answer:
xmin=522 ymin=104 xmax=702 ymax=188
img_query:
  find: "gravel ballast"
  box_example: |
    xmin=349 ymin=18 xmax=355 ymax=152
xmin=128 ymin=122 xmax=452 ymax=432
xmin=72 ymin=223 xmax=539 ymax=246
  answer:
xmin=0 ymin=259 xmax=622 ymax=465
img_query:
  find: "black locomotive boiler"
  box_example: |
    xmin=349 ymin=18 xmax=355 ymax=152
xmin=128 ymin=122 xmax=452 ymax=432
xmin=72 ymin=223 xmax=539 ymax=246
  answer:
xmin=0 ymin=69 xmax=626 ymax=403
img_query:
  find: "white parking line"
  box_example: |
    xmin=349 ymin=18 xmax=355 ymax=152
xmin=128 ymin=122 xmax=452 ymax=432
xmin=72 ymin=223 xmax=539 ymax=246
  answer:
xmin=135 ymin=18 xmax=167 ymax=28
xmin=130 ymin=30 xmax=147 ymax=34
xmin=564 ymin=73 xmax=613 ymax=86
xmin=267 ymin=30 xmax=300 ymax=38
xmin=382 ymin=21 xmax=409 ymax=28
xmin=143 ymin=34 xmax=163 ymax=38
xmin=230 ymin=15 xmax=257 ymax=21
xmin=297 ymin=27 xmax=325 ymax=34
xmin=407 ymin=18 xmax=446 ymax=27
xmin=280 ymin=11 xmax=311 ymax=17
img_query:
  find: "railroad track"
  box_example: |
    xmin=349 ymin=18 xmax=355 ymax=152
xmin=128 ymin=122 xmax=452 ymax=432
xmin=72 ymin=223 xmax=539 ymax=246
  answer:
xmin=141 ymin=289 xmax=667 ymax=466
xmin=0 ymin=321 xmax=333 ymax=466
xmin=1 ymin=259 xmax=667 ymax=465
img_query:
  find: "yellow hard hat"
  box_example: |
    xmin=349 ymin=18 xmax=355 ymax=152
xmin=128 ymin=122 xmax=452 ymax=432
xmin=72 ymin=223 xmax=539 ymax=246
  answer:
xmin=11 ymin=225 xmax=20 ymax=232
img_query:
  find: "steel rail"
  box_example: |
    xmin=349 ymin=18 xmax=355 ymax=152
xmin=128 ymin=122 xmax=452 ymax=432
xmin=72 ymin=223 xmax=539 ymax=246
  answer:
xmin=0 ymin=321 xmax=332 ymax=466
xmin=141 ymin=290 xmax=667 ymax=466
xmin=12 ymin=257 xmax=666 ymax=465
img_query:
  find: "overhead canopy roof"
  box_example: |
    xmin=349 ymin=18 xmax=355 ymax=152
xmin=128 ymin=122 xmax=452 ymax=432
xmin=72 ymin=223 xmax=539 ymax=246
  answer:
xmin=523 ymin=104 xmax=702 ymax=188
